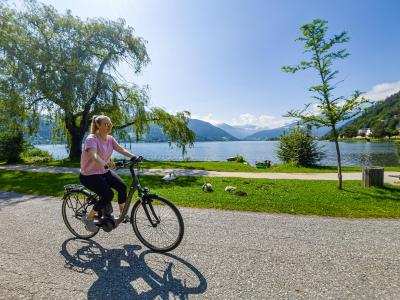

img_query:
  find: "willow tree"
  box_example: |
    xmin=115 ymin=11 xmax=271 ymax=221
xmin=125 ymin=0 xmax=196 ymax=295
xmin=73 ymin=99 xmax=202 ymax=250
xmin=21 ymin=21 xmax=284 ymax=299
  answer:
xmin=282 ymin=19 xmax=367 ymax=189
xmin=0 ymin=0 xmax=195 ymax=160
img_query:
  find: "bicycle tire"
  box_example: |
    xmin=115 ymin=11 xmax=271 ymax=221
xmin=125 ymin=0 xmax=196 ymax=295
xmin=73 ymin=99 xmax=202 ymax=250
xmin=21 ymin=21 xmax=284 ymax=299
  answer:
xmin=62 ymin=190 xmax=99 ymax=239
xmin=131 ymin=195 xmax=184 ymax=253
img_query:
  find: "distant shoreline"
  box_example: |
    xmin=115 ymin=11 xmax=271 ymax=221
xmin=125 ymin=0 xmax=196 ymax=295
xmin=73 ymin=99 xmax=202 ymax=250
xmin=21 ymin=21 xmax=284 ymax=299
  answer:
xmin=30 ymin=138 xmax=400 ymax=146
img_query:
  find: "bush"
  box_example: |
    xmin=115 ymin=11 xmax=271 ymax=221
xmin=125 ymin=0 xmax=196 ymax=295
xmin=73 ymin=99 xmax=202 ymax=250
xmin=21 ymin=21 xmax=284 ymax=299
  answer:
xmin=21 ymin=145 xmax=53 ymax=163
xmin=276 ymin=127 xmax=323 ymax=167
xmin=0 ymin=130 xmax=25 ymax=163
xmin=234 ymin=154 xmax=245 ymax=163
xmin=341 ymin=126 xmax=358 ymax=138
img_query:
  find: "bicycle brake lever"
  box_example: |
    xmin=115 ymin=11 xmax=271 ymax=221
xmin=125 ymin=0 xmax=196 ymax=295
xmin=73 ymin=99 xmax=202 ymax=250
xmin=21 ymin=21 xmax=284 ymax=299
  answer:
xmin=115 ymin=161 xmax=125 ymax=168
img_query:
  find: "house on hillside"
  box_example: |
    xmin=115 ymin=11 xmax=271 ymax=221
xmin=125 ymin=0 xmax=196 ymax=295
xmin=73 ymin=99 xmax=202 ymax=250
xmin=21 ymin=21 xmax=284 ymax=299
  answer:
xmin=358 ymin=128 xmax=372 ymax=137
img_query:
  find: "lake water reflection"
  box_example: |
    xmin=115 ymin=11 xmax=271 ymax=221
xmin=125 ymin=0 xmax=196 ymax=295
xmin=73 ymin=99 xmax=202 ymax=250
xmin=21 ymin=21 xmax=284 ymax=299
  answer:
xmin=37 ymin=141 xmax=400 ymax=167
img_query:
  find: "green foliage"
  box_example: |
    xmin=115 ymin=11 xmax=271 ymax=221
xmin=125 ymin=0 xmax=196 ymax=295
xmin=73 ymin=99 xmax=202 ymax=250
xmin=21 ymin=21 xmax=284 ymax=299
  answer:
xmin=0 ymin=0 xmax=195 ymax=159
xmin=282 ymin=19 xmax=368 ymax=128
xmin=387 ymin=129 xmax=399 ymax=138
xmin=20 ymin=145 xmax=53 ymax=163
xmin=371 ymin=122 xmax=387 ymax=138
xmin=340 ymin=91 xmax=400 ymax=137
xmin=341 ymin=126 xmax=358 ymax=138
xmin=0 ymin=131 xmax=25 ymax=163
xmin=277 ymin=127 xmax=323 ymax=167
xmin=234 ymin=154 xmax=245 ymax=163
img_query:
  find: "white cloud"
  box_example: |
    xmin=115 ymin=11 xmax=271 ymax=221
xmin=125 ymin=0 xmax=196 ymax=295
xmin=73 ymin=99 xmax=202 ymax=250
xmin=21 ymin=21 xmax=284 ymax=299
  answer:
xmin=364 ymin=80 xmax=400 ymax=101
xmin=191 ymin=113 xmax=222 ymax=125
xmin=193 ymin=113 xmax=293 ymax=129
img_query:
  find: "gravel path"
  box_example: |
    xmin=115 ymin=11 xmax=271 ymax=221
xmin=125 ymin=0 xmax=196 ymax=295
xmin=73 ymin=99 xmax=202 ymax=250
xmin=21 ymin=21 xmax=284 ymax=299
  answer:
xmin=1 ymin=164 xmax=400 ymax=184
xmin=1 ymin=191 xmax=400 ymax=299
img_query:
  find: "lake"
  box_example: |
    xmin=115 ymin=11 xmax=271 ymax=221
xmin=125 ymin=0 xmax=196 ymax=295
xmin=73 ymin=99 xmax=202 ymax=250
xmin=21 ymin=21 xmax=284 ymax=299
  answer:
xmin=37 ymin=141 xmax=400 ymax=167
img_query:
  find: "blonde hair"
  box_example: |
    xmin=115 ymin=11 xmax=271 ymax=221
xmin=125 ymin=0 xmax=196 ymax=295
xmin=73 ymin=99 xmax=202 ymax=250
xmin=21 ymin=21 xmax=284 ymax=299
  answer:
xmin=90 ymin=115 xmax=107 ymax=134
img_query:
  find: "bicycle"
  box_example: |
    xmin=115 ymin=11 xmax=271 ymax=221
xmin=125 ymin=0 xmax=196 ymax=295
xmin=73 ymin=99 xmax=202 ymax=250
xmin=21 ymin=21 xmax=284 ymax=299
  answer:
xmin=61 ymin=156 xmax=184 ymax=253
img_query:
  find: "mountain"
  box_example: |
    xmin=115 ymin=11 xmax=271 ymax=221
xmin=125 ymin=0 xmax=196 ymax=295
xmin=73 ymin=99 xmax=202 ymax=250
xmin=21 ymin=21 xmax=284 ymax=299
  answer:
xmin=338 ymin=91 xmax=400 ymax=134
xmin=244 ymin=120 xmax=350 ymax=140
xmin=244 ymin=125 xmax=292 ymax=140
xmin=187 ymin=119 xmax=238 ymax=141
xmin=29 ymin=118 xmax=238 ymax=143
xmin=137 ymin=119 xmax=238 ymax=142
xmin=215 ymin=123 xmax=260 ymax=139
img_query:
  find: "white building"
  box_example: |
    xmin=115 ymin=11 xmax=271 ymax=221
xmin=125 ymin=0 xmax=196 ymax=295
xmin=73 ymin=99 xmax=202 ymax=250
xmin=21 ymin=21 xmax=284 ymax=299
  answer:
xmin=358 ymin=128 xmax=372 ymax=137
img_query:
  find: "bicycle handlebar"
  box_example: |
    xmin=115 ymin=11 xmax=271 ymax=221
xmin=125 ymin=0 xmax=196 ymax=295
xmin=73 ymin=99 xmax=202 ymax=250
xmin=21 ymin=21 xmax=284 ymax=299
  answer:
xmin=115 ymin=156 xmax=144 ymax=168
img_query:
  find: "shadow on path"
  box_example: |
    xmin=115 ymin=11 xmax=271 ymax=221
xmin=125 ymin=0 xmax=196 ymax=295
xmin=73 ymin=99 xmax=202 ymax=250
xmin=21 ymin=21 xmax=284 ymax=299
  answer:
xmin=0 ymin=191 xmax=54 ymax=210
xmin=60 ymin=238 xmax=207 ymax=299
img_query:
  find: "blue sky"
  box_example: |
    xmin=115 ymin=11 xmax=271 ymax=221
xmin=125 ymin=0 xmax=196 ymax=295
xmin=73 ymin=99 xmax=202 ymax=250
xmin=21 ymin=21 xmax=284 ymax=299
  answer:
xmin=14 ymin=0 xmax=400 ymax=128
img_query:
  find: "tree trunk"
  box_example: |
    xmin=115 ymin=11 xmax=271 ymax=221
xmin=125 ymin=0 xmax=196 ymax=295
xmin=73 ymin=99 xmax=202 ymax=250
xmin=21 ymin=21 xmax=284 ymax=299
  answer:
xmin=69 ymin=131 xmax=84 ymax=160
xmin=332 ymin=126 xmax=343 ymax=189
xmin=65 ymin=114 xmax=87 ymax=161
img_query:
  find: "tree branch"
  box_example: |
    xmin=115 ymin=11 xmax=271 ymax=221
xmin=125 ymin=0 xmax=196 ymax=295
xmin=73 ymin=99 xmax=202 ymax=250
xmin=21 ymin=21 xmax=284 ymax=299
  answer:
xmin=82 ymin=52 xmax=113 ymax=115
xmin=114 ymin=117 xmax=161 ymax=130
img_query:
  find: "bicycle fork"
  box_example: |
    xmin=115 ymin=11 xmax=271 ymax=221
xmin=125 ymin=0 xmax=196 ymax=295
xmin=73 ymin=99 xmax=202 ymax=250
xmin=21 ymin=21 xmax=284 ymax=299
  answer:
xmin=141 ymin=198 xmax=161 ymax=227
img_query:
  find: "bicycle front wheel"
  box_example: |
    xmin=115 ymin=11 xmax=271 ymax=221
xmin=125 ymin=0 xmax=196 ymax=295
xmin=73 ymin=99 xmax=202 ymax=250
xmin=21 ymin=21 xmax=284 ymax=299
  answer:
xmin=131 ymin=196 xmax=184 ymax=253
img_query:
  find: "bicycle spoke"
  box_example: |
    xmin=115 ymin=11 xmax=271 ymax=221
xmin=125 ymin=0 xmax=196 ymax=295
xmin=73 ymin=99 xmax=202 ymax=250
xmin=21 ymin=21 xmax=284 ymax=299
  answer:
xmin=62 ymin=191 xmax=99 ymax=239
xmin=132 ymin=197 xmax=183 ymax=252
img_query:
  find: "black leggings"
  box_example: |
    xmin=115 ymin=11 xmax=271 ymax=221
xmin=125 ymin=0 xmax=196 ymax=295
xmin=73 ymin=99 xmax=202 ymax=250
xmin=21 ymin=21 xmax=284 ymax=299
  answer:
xmin=79 ymin=171 xmax=127 ymax=212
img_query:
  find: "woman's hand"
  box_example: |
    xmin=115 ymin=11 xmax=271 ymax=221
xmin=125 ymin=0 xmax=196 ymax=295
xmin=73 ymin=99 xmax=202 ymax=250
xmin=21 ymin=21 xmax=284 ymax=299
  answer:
xmin=106 ymin=160 xmax=116 ymax=169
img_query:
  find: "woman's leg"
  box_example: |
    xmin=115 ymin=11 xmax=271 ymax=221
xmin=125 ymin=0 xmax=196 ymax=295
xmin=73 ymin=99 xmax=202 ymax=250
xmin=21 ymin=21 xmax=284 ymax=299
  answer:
xmin=79 ymin=173 xmax=114 ymax=218
xmin=104 ymin=170 xmax=127 ymax=214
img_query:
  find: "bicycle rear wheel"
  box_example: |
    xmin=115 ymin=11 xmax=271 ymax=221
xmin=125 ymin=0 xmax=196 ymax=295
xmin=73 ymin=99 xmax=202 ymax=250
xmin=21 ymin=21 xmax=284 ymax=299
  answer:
xmin=131 ymin=195 xmax=184 ymax=253
xmin=62 ymin=190 xmax=99 ymax=239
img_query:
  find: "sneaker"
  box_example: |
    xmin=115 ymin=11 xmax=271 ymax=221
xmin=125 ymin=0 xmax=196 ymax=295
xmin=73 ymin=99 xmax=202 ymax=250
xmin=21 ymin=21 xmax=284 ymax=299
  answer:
xmin=81 ymin=214 xmax=98 ymax=233
xmin=113 ymin=214 xmax=130 ymax=224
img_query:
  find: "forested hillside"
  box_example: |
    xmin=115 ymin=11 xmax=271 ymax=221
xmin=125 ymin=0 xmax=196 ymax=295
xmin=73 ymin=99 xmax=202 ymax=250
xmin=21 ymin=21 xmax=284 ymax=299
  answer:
xmin=339 ymin=91 xmax=400 ymax=137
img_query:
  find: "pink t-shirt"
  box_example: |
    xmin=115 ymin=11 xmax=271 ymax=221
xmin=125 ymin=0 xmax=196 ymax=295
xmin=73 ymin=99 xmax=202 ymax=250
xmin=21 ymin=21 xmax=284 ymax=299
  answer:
xmin=80 ymin=134 xmax=121 ymax=176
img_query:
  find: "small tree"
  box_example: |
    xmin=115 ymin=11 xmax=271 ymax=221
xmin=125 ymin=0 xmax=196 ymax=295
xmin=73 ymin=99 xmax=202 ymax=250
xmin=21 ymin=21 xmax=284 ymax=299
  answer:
xmin=371 ymin=122 xmax=387 ymax=138
xmin=342 ymin=126 xmax=358 ymax=138
xmin=277 ymin=126 xmax=323 ymax=167
xmin=0 ymin=85 xmax=26 ymax=163
xmin=282 ymin=19 xmax=368 ymax=189
xmin=0 ymin=131 xmax=25 ymax=163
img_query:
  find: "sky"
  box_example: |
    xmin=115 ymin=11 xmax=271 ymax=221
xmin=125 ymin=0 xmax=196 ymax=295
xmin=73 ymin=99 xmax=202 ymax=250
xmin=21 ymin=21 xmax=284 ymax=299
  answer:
xmin=12 ymin=0 xmax=400 ymax=129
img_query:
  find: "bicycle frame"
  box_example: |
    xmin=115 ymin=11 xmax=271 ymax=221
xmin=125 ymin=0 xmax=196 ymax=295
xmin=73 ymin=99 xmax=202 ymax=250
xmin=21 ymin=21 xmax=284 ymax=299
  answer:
xmin=114 ymin=161 xmax=160 ymax=226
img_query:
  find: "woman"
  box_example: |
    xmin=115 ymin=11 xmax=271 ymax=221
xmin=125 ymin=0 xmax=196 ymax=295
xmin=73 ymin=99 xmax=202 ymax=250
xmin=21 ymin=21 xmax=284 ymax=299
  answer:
xmin=80 ymin=115 xmax=137 ymax=232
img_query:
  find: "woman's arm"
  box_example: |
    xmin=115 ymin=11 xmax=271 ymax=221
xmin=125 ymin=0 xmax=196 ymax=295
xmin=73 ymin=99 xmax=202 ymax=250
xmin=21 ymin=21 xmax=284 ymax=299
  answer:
xmin=87 ymin=148 xmax=108 ymax=168
xmin=112 ymin=138 xmax=136 ymax=158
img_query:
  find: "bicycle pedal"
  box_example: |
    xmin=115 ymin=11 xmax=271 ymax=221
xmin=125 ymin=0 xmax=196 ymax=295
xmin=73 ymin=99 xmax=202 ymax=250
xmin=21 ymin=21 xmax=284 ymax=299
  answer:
xmin=122 ymin=216 xmax=130 ymax=223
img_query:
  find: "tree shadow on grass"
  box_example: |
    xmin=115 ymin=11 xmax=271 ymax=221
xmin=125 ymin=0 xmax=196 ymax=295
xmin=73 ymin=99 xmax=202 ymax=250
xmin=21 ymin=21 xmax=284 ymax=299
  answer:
xmin=340 ymin=183 xmax=400 ymax=202
xmin=350 ymin=185 xmax=400 ymax=202
xmin=140 ymin=176 xmax=201 ymax=189
xmin=60 ymin=238 xmax=207 ymax=299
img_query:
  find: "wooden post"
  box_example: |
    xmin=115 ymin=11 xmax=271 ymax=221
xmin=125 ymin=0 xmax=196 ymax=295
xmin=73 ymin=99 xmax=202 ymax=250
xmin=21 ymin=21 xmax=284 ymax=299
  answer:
xmin=362 ymin=167 xmax=384 ymax=188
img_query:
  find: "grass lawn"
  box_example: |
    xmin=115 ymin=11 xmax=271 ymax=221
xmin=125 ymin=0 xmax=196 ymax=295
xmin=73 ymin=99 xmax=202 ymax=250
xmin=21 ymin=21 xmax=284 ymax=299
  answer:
xmin=6 ymin=159 xmax=400 ymax=173
xmin=1 ymin=169 xmax=400 ymax=218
